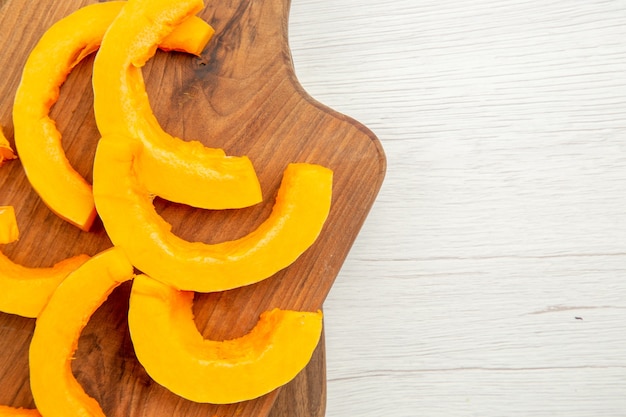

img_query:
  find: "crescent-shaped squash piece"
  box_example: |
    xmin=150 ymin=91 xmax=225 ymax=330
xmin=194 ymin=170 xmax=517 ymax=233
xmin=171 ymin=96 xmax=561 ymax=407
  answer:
xmin=0 ymin=125 xmax=17 ymax=166
xmin=128 ymin=274 xmax=323 ymax=404
xmin=29 ymin=247 xmax=134 ymax=417
xmin=12 ymin=1 xmax=218 ymax=231
xmin=92 ymin=0 xmax=262 ymax=211
xmin=93 ymin=135 xmax=332 ymax=292
xmin=0 ymin=206 xmax=90 ymax=318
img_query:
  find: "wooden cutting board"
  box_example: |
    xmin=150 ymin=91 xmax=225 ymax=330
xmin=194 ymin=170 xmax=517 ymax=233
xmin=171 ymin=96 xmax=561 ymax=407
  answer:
xmin=0 ymin=0 xmax=385 ymax=416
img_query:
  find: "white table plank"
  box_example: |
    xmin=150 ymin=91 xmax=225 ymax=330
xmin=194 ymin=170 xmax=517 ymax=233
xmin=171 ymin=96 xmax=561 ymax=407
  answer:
xmin=288 ymin=1 xmax=626 ymax=416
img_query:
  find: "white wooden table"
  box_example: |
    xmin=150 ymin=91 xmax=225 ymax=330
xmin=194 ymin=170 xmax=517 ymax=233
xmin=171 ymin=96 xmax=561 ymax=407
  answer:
xmin=288 ymin=1 xmax=626 ymax=416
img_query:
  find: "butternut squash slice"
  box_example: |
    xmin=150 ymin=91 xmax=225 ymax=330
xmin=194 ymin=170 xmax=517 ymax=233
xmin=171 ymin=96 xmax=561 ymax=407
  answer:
xmin=12 ymin=1 xmax=217 ymax=232
xmin=128 ymin=274 xmax=323 ymax=404
xmin=0 ymin=206 xmax=19 ymax=244
xmin=0 ymin=125 xmax=17 ymax=166
xmin=93 ymin=135 xmax=332 ymax=292
xmin=92 ymin=0 xmax=262 ymax=211
xmin=29 ymin=247 xmax=134 ymax=417
xmin=0 ymin=206 xmax=90 ymax=318
xmin=0 ymin=406 xmax=41 ymax=417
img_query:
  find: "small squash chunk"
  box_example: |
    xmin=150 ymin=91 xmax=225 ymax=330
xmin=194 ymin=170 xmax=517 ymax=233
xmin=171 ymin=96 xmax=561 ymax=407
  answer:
xmin=0 ymin=207 xmax=90 ymax=318
xmin=0 ymin=406 xmax=41 ymax=417
xmin=0 ymin=125 xmax=17 ymax=166
xmin=93 ymin=135 xmax=332 ymax=292
xmin=0 ymin=206 xmax=19 ymax=244
xmin=29 ymin=248 xmax=134 ymax=417
xmin=92 ymin=0 xmax=262 ymax=210
xmin=159 ymin=14 xmax=215 ymax=56
xmin=12 ymin=1 xmax=216 ymax=232
xmin=128 ymin=274 xmax=323 ymax=404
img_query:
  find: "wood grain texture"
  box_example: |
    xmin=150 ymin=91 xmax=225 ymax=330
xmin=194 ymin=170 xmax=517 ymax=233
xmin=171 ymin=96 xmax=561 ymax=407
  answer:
xmin=0 ymin=0 xmax=385 ymax=416
xmin=287 ymin=0 xmax=626 ymax=416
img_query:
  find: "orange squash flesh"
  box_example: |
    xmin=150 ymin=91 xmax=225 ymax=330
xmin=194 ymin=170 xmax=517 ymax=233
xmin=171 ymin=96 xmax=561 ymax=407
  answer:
xmin=128 ymin=274 xmax=323 ymax=404
xmin=93 ymin=135 xmax=333 ymax=292
xmin=0 ymin=406 xmax=41 ymax=417
xmin=0 ymin=125 xmax=17 ymax=166
xmin=29 ymin=248 xmax=134 ymax=417
xmin=5 ymin=0 xmax=333 ymax=409
xmin=0 ymin=252 xmax=90 ymax=319
xmin=0 ymin=206 xmax=19 ymax=244
xmin=12 ymin=1 xmax=216 ymax=231
xmin=92 ymin=0 xmax=262 ymax=211
xmin=0 ymin=206 xmax=90 ymax=318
